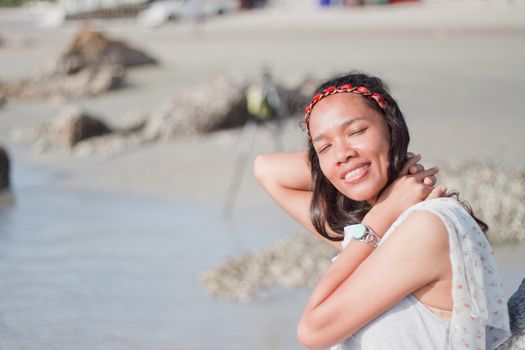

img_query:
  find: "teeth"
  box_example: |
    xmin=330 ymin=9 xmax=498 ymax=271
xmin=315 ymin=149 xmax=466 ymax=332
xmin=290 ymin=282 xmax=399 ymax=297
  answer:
xmin=344 ymin=164 xmax=370 ymax=181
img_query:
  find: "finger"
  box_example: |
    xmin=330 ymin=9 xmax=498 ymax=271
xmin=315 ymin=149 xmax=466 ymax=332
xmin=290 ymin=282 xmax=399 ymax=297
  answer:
xmin=400 ymin=154 xmax=421 ymax=175
xmin=405 ymin=152 xmax=416 ymax=160
xmin=409 ymin=164 xmax=424 ymax=174
xmin=423 ymin=175 xmax=436 ymax=186
xmin=425 ymin=185 xmax=447 ymax=200
xmin=413 ymin=167 xmax=439 ymax=181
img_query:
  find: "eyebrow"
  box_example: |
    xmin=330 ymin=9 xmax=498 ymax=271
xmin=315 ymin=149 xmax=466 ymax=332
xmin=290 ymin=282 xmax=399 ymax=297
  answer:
xmin=311 ymin=117 xmax=366 ymax=144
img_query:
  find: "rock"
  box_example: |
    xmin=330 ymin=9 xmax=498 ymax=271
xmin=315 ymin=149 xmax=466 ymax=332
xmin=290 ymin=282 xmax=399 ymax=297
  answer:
xmin=86 ymin=64 xmax=125 ymax=94
xmin=1 ymin=64 xmax=125 ymax=101
xmin=10 ymin=108 xmax=151 ymax=157
xmin=10 ymin=107 xmax=113 ymax=150
xmin=2 ymin=25 xmax=155 ymax=102
xmin=497 ymin=278 xmax=525 ymax=349
xmin=0 ymin=146 xmax=10 ymax=191
xmin=42 ymin=24 xmax=157 ymax=76
xmin=46 ymin=64 xmax=125 ymax=99
xmin=143 ymin=74 xmax=308 ymax=140
xmin=67 ymin=114 xmax=112 ymax=147
xmin=143 ymin=75 xmax=249 ymax=139
xmin=50 ymin=108 xmax=113 ymax=147
xmin=508 ymin=279 xmax=525 ymax=337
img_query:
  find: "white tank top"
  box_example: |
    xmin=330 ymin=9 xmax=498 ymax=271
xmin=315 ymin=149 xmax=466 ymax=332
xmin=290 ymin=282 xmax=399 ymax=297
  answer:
xmin=331 ymin=198 xmax=511 ymax=350
xmin=332 ymin=294 xmax=451 ymax=350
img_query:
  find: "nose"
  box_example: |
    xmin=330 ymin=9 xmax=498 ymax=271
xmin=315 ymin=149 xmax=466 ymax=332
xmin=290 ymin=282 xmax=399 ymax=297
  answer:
xmin=334 ymin=140 xmax=356 ymax=165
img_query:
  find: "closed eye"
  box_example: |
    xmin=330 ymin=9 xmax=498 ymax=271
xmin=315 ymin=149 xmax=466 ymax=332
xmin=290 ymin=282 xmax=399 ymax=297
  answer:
xmin=347 ymin=127 xmax=367 ymax=137
xmin=318 ymin=144 xmax=331 ymax=154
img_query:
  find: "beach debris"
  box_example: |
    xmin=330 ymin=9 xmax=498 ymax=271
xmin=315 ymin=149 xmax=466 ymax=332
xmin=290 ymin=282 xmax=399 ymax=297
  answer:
xmin=497 ymin=278 xmax=525 ymax=350
xmin=200 ymin=233 xmax=336 ymax=302
xmin=0 ymin=146 xmax=10 ymax=191
xmin=0 ymin=25 xmax=157 ymax=103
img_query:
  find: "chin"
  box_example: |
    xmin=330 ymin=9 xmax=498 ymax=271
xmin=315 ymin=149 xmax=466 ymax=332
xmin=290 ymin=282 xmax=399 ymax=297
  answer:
xmin=345 ymin=193 xmax=375 ymax=203
xmin=339 ymin=187 xmax=377 ymax=203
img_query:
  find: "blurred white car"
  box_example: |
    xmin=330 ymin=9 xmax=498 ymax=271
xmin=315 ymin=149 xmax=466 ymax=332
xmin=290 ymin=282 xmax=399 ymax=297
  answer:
xmin=137 ymin=0 xmax=237 ymax=27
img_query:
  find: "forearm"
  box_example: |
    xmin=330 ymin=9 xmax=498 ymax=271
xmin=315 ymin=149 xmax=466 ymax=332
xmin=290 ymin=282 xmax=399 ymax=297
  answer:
xmin=304 ymin=241 xmax=374 ymax=312
xmin=304 ymin=179 xmax=434 ymax=310
xmin=301 ymin=205 xmax=397 ymax=323
xmin=253 ymin=151 xmax=312 ymax=191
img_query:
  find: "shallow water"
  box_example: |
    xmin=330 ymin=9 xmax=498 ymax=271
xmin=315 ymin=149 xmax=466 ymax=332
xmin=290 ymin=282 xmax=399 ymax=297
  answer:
xmin=0 ymin=159 xmax=309 ymax=350
xmin=0 ymin=159 xmax=523 ymax=350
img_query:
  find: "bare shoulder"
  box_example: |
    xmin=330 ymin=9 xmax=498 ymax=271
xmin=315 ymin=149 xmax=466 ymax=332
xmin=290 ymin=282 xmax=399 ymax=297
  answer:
xmin=380 ymin=209 xmax=450 ymax=260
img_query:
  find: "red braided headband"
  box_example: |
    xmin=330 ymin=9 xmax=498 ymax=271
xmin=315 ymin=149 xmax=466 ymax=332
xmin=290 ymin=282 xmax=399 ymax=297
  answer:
xmin=304 ymin=84 xmax=388 ymax=137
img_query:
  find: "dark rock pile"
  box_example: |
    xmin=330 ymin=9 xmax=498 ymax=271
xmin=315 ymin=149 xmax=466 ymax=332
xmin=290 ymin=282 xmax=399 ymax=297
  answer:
xmin=43 ymin=24 xmax=157 ymax=76
xmin=0 ymin=25 xmax=157 ymax=102
xmin=11 ymin=107 xmax=114 ymax=153
xmin=143 ymin=75 xmax=248 ymax=139
xmin=11 ymin=74 xmax=306 ymax=156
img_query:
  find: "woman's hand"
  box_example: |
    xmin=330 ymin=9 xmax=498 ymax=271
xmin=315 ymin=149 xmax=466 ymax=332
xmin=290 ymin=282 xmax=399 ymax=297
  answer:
xmin=406 ymin=153 xmax=437 ymax=187
xmin=403 ymin=153 xmax=447 ymax=200
xmin=365 ymin=154 xmax=446 ymax=233
xmin=383 ymin=154 xmax=445 ymax=204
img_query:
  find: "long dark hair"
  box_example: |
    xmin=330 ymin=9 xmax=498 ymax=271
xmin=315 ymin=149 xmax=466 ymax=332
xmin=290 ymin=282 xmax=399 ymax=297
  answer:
xmin=307 ymin=72 xmax=487 ymax=241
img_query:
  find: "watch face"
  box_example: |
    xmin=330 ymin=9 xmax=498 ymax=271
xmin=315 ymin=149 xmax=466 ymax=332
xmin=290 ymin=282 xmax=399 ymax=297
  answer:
xmin=345 ymin=224 xmax=366 ymax=239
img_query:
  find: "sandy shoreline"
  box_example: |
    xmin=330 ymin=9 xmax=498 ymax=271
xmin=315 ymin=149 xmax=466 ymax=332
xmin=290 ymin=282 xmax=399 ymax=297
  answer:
xmin=2 ymin=1 xmax=525 ymax=202
xmin=1 ymin=0 xmax=525 ymax=246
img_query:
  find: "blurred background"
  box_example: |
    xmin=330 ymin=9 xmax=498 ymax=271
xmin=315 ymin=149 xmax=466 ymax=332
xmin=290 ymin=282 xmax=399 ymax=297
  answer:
xmin=0 ymin=0 xmax=524 ymax=349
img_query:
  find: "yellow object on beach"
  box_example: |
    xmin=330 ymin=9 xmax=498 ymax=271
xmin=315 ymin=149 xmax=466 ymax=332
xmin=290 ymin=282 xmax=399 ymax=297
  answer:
xmin=246 ymin=84 xmax=271 ymax=121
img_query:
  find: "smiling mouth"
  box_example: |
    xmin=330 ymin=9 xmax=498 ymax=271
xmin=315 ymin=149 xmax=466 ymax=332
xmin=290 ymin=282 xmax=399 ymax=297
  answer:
xmin=343 ymin=164 xmax=370 ymax=183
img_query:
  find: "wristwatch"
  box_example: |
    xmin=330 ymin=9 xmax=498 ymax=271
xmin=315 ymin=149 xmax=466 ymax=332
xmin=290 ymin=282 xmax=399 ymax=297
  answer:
xmin=344 ymin=224 xmax=381 ymax=248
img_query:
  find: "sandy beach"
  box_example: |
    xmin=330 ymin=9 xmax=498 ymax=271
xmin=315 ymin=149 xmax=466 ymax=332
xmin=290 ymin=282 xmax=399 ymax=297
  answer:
xmin=2 ymin=1 xmax=525 ymax=202
xmin=1 ymin=1 xmax=525 ymax=349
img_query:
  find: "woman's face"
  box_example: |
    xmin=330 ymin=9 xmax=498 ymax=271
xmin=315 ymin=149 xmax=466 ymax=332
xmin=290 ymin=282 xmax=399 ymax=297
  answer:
xmin=309 ymin=93 xmax=391 ymax=204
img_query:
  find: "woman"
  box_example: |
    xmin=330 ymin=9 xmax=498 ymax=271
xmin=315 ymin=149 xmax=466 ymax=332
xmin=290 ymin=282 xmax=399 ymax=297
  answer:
xmin=253 ymin=73 xmax=510 ymax=349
